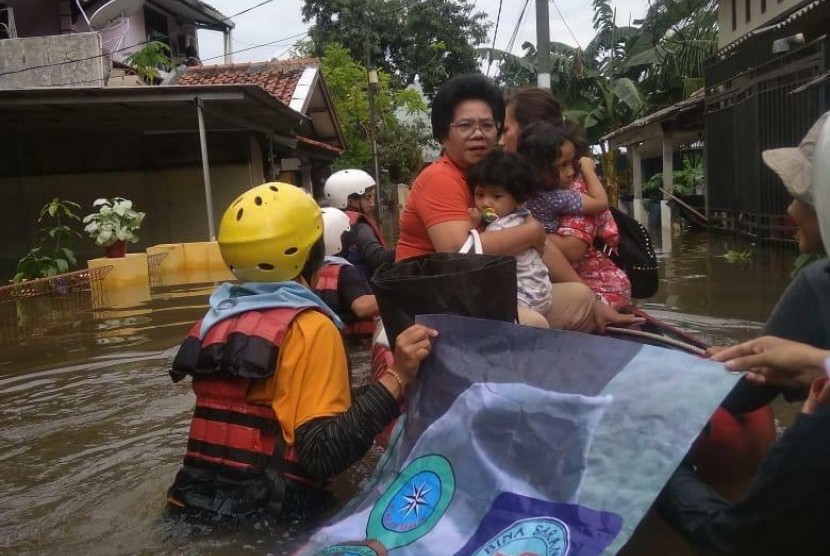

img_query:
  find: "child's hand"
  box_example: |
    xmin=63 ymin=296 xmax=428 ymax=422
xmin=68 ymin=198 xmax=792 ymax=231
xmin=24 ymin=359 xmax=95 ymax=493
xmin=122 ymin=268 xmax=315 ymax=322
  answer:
xmin=580 ymin=157 xmax=596 ymax=173
xmin=802 ymin=377 xmax=830 ymax=415
xmin=469 ymin=207 xmax=482 ymax=228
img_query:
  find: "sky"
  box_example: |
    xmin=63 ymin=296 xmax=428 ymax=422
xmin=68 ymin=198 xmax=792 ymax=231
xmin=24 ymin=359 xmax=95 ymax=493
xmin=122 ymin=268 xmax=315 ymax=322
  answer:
xmin=197 ymin=0 xmax=650 ymax=66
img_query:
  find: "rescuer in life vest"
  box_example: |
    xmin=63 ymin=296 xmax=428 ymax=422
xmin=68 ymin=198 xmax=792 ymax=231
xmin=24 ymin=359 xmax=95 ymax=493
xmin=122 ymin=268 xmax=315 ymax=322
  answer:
xmin=323 ymin=169 xmax=394 ymax=280
xmin=313 ymin=207 xmax=380 ymax=342
xmin=165 ymin=182 xmax=437 ymax=525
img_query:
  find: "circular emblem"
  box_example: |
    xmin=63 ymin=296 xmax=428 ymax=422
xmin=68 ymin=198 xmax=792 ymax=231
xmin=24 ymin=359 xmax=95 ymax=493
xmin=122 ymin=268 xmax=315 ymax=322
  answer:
xmin=366 ymin=454 xmax=455 ymax=549
xmin=471 ymin=517 xmax=570 ymax=556
xmin=316 ymin=539 xmax=384 ymax=556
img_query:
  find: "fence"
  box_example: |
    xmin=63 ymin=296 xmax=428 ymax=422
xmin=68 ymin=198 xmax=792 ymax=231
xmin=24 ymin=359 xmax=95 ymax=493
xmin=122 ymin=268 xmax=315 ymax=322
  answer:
xmin=705 ymin=30 xmax=829 ymax=241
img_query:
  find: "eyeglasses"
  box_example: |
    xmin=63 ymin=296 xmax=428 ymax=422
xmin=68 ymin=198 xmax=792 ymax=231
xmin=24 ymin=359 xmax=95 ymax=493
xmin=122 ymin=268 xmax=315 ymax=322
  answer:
xmin=449 ymin=119 xmax=501 ymax=137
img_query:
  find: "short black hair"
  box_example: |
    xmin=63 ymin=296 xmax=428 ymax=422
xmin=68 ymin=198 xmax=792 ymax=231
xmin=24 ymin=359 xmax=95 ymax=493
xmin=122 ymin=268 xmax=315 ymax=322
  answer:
xmin=467 ymin=150 xmax=538 ymax=204
xmin=430 ymin=74 xmax=505 ymax=142
xmin=300 ymin=237 xmax=325 ymax=283
xmin=517 ymin=121 xmax=571 ymax=181
xmin=563 ymin=119 xmax=589 ymax=160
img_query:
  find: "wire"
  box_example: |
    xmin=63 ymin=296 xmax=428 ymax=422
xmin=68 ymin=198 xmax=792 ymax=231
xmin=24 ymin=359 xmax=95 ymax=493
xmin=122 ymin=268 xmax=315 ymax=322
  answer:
xmin=221 ymin=0 xmax=278 ymax=22
xmin=550 ymin=0 xmax=582 ymax=49
xmin=270 ymin=33 xmax=310 ymax=60
xmin=504 ymin=0 xmax=531 ymax=54
xmin=199 ymin=31 xmax=310 ymax=63
xmin=0 ymin=39 xmax=153 ymax=78
xmin=486 ymin=0 xmax=505 ymax=76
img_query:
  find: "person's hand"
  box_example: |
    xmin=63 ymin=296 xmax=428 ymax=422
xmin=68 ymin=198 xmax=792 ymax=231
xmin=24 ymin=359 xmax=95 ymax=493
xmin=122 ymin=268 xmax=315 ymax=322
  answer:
xmin=468 ymin=207 xmax=483 ymax=229
xmin=392 ymin=324 xmax=439 ymax=384
xmin=521 ymin=216 xmax=546 ymax=253
xmin=705 ymin=345 xmax=725 ymax=358
xmin=579 ymin=156 xmax=596 ymax=174
xmin=710 ymin=335 xmax=829 ymax=389
xmin=802 ymin=377 xmax=830 ymax=415
xmin=592 ymin=301 xmax=645 ymax=334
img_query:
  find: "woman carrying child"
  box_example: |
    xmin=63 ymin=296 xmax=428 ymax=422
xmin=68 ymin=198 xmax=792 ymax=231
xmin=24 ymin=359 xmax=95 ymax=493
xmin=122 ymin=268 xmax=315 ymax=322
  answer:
xmin=519 ymin=122 xmax=632 ymax=309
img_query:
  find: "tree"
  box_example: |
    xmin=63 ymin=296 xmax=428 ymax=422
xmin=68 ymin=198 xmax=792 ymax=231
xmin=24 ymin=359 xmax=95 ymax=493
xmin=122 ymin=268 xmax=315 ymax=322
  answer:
xmin=303 ymin=0 xmax=489 ymax=98
xmin=320 ymin=43 xmax=429 ymax=184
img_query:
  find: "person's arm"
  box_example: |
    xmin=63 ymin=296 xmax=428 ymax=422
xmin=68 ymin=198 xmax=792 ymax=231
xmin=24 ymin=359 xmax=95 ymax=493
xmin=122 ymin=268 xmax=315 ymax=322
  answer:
xmin=351 ymin=295 xmax=378 ymax=319
xmin=351 ymin=222 xmax=394 ymax=270
xmin=337 ymin=265 xmax=378 ymax=319
xmin=427 ymin=218 xmax=546 ymax=255
xmin=292 ymin=324 xmax=437 ymax=481
xmin=710 ymin=336 xmax=829 ymax=389
xmin=547 ymin=233 xmax=588 ymax=263
xmin=578 ymin=157 xmax=609 ymax=214
xmin=541 ymin=240 xmax=582 ymax=282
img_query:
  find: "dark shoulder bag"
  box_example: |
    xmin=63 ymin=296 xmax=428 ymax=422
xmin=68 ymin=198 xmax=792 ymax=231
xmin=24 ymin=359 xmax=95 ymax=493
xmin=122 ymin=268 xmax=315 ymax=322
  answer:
xmin=593 ymin=207 xmax=659 ymax=299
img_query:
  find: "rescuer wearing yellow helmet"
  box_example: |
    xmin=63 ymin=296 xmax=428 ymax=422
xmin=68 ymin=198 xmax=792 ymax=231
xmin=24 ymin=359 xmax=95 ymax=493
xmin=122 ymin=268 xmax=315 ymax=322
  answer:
xmin=165 ymin=183 xmax=436 ymax=524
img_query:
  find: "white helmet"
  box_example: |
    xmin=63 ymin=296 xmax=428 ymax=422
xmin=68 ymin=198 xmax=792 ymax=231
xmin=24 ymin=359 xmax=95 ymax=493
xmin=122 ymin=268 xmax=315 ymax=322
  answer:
xmin=321 ymin=207 xmax=352 ymax=256
xmin=324 ymin=169 xmax=376 ymax=209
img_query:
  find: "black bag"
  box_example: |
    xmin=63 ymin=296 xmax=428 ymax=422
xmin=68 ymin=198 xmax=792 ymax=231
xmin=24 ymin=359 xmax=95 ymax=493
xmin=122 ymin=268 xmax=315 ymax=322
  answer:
xmin=593 ymin=207 xmax=659 ymax=299
xmin=371 ymin=253 xmax=518 ymax=350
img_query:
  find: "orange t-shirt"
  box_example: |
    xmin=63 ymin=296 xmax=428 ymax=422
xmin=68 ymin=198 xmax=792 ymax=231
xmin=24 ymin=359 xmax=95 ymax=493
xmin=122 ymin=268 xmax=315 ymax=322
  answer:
xmin=396 ymin=154 xmax=473 ymax=261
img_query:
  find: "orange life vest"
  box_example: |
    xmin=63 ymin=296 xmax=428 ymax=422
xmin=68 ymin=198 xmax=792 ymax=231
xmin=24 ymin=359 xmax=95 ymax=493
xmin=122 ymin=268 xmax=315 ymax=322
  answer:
xmin=168 ymin=307 xmax=323 ymax=516
xmin=315 ymin=262 xmax=376 ymax=340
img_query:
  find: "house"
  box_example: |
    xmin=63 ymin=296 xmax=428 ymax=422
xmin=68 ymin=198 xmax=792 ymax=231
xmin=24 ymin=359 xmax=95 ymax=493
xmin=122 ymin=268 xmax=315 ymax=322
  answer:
xmin=0 ymin=3 xmax=346 ymax=280
xmin=705 ymin=0 xmax=830 ymax=240
xmin=171 ymin=58 xmax=346 ymax=198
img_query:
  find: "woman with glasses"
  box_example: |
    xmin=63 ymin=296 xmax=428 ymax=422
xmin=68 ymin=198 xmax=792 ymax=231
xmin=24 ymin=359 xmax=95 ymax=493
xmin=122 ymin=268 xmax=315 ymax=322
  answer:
xmin=395 ymin=73 xmax=637 ymax=331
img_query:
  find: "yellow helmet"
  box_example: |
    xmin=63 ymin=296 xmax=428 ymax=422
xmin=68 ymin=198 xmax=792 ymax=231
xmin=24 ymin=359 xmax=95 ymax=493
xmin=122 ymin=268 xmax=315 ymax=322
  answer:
xmin=217 ymin=182 xmax=323 ymax=282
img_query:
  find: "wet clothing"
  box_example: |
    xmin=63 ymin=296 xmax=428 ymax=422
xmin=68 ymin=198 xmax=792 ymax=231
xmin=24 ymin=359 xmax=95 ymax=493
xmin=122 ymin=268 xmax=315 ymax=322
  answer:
xmin=485 ymin=208 xmax=551 ymax=315
xmin=556 ymin=176 xmax=632 ymax=309
xmin=314 ymin=259 xmax=376 ymax=340
xmin=167 ymin=285 xmax=400 ymax=523
xmin=722 ymin=258 xmax=830 ymax=413
xmin=344 ymin=209 xmax=393 ymax=279
xmin=656 ymin=407 xmax=830 ymax=555
xmin=527 ymin=188 xmax=582 ymax=233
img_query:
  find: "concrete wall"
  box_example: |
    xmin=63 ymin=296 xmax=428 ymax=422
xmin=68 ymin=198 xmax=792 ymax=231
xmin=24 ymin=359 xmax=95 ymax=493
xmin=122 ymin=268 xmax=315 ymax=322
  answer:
xmin=0 ymin=162 xmax=264 ymax=280
xmin=0 ymin=32 xmax=104 ymax=88
xmin=718 ymin=0 xmax=804 ymax=48
xmin=4 ymin=0 xmax=61 ymax=37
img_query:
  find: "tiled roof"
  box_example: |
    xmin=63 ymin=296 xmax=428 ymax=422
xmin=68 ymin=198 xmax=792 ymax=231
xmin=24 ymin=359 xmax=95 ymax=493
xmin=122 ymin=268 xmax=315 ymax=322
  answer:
xmin=174 ymin=58 xmax=318 ymax=106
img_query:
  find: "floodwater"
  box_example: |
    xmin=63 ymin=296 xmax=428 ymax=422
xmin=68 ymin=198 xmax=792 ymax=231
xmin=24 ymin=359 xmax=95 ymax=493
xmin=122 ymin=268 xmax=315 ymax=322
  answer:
xmin=0 ymin=229 xmax=800 ymax=555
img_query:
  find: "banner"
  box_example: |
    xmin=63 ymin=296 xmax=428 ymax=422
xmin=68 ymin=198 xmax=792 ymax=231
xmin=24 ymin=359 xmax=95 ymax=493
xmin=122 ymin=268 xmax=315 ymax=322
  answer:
xmin=298 ymin=314 xmax=739 ymax=555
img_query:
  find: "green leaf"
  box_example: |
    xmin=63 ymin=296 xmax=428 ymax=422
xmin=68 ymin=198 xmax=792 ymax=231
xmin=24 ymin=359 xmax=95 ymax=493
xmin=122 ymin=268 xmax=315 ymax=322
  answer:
xmin=56 ymin=258 xmax=69 ymax=273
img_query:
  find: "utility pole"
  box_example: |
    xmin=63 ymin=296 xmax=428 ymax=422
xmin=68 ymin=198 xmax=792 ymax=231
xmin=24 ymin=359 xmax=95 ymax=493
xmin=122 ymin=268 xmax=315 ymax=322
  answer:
xmin=535 ymin=0 xmax=551 ymax=90
xmin=364 ymin=27 xmax=382 ymax=225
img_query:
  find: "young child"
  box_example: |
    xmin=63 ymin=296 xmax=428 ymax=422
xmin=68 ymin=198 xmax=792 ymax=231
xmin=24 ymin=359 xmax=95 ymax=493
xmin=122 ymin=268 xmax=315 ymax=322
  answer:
xmin=467 ymin=150 xmax=551 ymax=327
xmin=518 ymin=121 xmax=609 ymax=232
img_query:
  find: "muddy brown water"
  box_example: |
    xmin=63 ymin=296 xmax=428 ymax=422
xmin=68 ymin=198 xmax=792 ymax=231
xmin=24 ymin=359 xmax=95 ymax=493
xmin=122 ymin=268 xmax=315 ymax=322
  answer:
xmin=0 ymin=231 xmax=800 ymax=555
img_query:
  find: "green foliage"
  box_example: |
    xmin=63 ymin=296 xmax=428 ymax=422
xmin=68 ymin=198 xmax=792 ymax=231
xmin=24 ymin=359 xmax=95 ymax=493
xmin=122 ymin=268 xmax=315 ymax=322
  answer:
xmin=14 ymin=198 xmax=82 ymax=282
xmin=724 ymin=249 xmax=753 ymax=264
xmin=303 ymin=0 xmax=488 ymax=98
xmin=642 ymin=154 xmax=703 ymax=198
xmin=320 ymin=43 xmax=429 ymax=182
xmin=82 ymin=197 xmax=146 ymax=247
xmin=487 ymin=0 xmax=716 ymax=141
xmin=124 ymin=41 xmax=171 ymax=84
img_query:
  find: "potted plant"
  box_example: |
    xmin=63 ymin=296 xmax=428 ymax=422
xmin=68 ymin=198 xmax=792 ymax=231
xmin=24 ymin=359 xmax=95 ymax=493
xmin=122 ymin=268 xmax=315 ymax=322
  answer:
xmin=13 ymin=198 xmax=82 ymax=282
xmin=83 ymin=197 xmax=146 ymax=258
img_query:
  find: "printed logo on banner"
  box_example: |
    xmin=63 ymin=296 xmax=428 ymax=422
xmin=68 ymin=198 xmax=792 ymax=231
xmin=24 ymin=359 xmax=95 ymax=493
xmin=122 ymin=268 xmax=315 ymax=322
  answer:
xmin=470 ymin=517 xmax=570 ymax=556
xmin=316 ymin=454 xmax=456 ymax=555
xmin=455 ymin=492 xmax=622 ymax=556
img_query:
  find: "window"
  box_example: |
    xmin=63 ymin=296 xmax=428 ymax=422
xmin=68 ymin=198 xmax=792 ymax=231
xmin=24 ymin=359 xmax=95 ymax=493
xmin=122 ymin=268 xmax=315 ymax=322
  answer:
xmin=762 ymin=0 xmax=767 ymax=13
xmin=745 ymin=0 xmax=751 ymax=23
xmin=731 ymin=0 xmax=737 ymax=30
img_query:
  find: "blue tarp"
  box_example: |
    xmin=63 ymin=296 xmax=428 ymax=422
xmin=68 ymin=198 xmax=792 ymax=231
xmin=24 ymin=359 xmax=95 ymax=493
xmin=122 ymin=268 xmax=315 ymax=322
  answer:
xmin=299 ymin=314 xmax=739 ymax=555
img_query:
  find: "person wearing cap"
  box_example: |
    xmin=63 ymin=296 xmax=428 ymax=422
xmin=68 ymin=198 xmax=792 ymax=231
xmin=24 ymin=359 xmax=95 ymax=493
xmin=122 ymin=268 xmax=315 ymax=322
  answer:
xmin=323 ymin=169 xmax=395 ymax=280
xmin=314 ymin=207 xmax=379 ymax=341
xmin=656 ymin=112 xmax=830 ymax=555
xmin=164 ymin=183 xmax=436 ymax=525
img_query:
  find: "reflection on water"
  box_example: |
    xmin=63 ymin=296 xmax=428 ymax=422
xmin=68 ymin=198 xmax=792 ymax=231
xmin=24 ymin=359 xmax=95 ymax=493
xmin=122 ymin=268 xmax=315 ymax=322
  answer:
xmin=0 ymin=231 xmax=801 ymax=554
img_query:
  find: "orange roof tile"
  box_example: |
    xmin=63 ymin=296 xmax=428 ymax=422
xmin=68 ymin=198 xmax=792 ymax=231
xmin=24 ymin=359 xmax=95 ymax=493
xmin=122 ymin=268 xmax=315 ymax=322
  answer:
xmin=175 ymin=58 xmax=319 ymax=106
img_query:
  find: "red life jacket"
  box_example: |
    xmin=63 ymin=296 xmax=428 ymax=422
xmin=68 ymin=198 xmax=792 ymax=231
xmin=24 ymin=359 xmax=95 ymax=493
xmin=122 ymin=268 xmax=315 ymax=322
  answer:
xmin=315 ymin=262 xmax=376 ymax=340
xmin=168 ymin=307 xmax=323 ymax=516
xmin=345 ymin=209 xmax=387 ymax=248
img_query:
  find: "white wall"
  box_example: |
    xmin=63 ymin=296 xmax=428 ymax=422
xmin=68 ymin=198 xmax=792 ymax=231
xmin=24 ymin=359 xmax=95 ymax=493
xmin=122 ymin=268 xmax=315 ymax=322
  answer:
xmin=718 ymin=0 xmax=804 ymax=48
